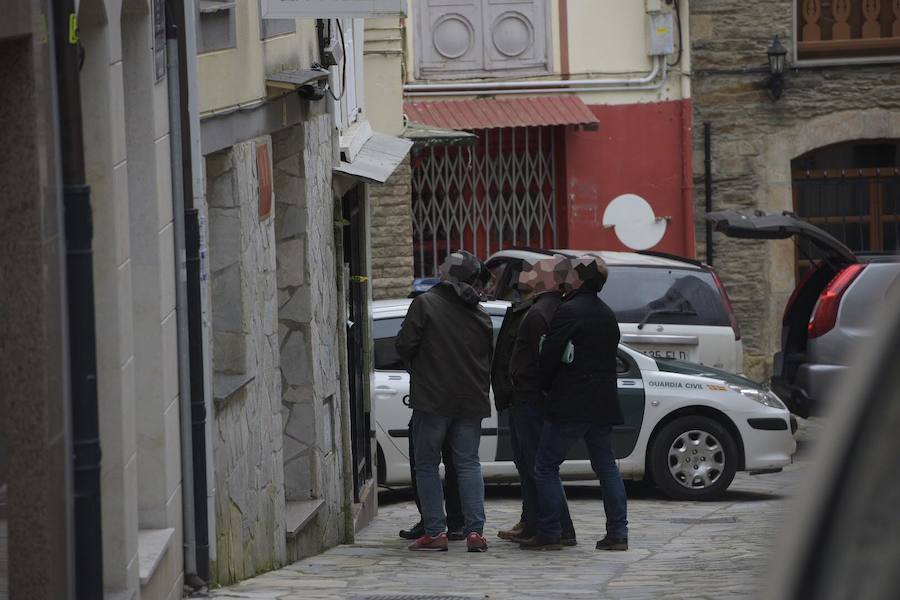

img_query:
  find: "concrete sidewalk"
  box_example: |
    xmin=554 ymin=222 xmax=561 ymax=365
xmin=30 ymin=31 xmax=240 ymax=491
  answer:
xmin=210 ymin=456 xmax=804 ymax=600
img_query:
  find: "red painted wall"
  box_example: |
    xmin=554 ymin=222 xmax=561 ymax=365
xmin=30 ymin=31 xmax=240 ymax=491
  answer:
xmin=561 ymin=99 xmax=695 ymax=257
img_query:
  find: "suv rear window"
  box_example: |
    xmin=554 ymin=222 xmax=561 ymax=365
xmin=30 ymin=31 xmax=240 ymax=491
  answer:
xmin=600 ymin=267 xmax=731 ymax=327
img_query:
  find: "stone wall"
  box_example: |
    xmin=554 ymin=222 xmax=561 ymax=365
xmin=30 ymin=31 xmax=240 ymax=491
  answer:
xmin=690 ymin=0 xmax=900 ymax=379
xmin=272 ymin=113 xmax=350 ymax=558
xmin=370 ymin=155 xmax=413 ymax=299
xmin=206 ymin=138 xmax=286 ymax=585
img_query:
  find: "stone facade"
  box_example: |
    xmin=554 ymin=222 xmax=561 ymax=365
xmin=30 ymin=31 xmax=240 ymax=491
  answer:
xmin=205 ymin=112 xmax=359 ymax=583
xmin=207 ymin=138 xmax=286 ymax=585
xmin=370 ymin=156 xmax=414 ymax=299
xmin=690 ymin=0 xmax=900 ymax=379
xmin=272 ymin=113 xmax=351 ymax=558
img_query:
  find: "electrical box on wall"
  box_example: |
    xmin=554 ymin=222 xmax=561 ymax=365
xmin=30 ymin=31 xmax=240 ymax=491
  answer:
xmin=647 ymin=11 xmax=675 ymax=56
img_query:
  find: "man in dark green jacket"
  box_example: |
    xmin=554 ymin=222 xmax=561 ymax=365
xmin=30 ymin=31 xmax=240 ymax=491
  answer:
xmin=396 ymin=250 xmax=493 ymax=553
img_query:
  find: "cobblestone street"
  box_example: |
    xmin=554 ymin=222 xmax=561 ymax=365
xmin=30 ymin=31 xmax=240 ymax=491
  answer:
xmin=210 ymin=423 xmax=819 ymax=600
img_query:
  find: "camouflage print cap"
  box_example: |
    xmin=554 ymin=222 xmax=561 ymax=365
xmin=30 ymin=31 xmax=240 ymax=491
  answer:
xmin=438 ymin=250 xmax=485 ymax=304
xmin=439 ymin=250 xmax=482 ymax=286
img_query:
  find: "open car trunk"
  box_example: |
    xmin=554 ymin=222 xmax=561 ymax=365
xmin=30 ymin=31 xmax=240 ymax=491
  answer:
xmin=707 ymin=211 xmax=857 ymax=416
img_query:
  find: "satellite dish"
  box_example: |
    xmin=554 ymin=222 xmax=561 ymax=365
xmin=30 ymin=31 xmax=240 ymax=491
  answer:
xmin=602 ymin=193 xmax=666 ymax=250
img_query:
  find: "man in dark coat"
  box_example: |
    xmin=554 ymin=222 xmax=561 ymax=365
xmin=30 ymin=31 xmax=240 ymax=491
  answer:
xmin=396 ymin=250 xmax=493 ymax=553
xmin=508 ymin=257 xmax=577 ymax=547
xmin=525 ymin=257 xmax=629 ymax=551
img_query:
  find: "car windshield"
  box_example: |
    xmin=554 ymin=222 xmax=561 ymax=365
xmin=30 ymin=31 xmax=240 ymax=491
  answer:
xmin=600 ymin=267 xmax=731 ymax=327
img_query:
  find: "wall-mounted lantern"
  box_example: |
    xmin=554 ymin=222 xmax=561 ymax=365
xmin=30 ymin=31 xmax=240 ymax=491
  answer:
xmin=766 ymin=36 xmax=788 ymax=101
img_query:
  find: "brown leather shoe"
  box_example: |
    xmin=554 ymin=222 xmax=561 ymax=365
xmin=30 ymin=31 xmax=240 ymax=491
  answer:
xmin=497 ymin=521 xmax=526 ymax=540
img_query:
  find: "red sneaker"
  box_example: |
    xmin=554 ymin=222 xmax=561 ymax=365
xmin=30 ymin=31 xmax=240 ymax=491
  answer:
xmin=408 ymin=532 xmax=449 ymax=552
xmin=466 ymin=532 xmax=488 ymax=553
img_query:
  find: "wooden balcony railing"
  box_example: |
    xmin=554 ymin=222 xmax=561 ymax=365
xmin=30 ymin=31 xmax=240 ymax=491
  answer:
xmin=797 ymin=0 xmax=900 ymax=60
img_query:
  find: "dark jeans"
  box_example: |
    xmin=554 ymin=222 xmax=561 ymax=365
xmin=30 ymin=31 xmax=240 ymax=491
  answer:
xmin=505 ymin=408 xmax=527 ymax=525
xmin=412 ymin=410 xmax=485 ymax=536
xmin=511 ymin=401 xmax=574 ymax=538
xmin=408 ymin=417 xmax=463 ymax=530
xmin=534 ymin=421 xmax=628 ymax=541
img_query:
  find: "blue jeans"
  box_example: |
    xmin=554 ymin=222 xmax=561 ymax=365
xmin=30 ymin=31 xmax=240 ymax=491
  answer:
xmin=511 ymin=401 xmax=575 ymax=538
xmin=534 ymin=421 xmax=628 ymax=540
xmin=412 ymin=410 xmax=486 ymax=536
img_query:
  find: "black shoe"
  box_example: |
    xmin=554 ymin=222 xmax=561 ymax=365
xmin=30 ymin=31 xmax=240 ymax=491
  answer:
xmin=399 ymin=522 xmax=424 ymax=540
xmin=518 ymin=536 xmax=562 ymax=551
xmin=447 ymin=527 xmax=465 ymax=541
xmin=595 ymin=535 xmax=628 ymax=551
xmin=561 ymin=532 xmax=578 ymax=547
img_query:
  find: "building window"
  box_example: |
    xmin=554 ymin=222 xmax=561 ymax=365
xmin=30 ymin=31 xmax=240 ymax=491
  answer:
xmin=259 ymin=1 xmax=295 ymax=41
xmin=792 ymin=140 xmax=900 ymax=275
xmin=414 ymin=0 xmax=551 ymax=79
xmin=198 ymin=0 xmax=236 ymax=53
xmin=796 ymin=0 xmax=900 ymax=62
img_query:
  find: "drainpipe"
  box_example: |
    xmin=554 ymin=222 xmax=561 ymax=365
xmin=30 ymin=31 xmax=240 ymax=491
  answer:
xmin=171 ymin=0 xmax=214 ymax=582
xmin=165 ymin=2 xmax=202 ymax=589
xmin=704 ymin=122 xmax=714 ymax=266
xmin=681 ymin=98 xmax=696 ymax=258
xmin=402 ymin=60 xmax=668 ymax=97
xmin=52 ymin=0 xmax=104 ymax=597
xmin=185 ymin=208 xmax=210 ymax=582
xmin=404 ymin=56 xmax=662 ymax=92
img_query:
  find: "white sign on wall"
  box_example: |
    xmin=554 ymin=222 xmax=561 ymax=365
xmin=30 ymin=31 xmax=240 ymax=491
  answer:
xmin=603 ymin=193 xmax=668 ymax=250
xmin=260 ymin=0 xmax=407 ymax=19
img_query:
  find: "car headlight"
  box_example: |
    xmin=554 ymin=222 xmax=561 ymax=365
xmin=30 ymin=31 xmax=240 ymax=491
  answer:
xmin=727 ymin=385 xmax=786 ymax=409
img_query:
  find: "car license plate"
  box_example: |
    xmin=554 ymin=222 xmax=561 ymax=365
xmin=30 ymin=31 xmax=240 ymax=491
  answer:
xmin=634 ymin=345 xmax=695 ymax=361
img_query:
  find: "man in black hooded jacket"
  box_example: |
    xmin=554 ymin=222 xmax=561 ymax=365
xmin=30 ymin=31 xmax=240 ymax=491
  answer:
xmin=526 ymin=258 xmax=629 ymax=552
xmin=396 ymin=250 xmax=493 ymax=553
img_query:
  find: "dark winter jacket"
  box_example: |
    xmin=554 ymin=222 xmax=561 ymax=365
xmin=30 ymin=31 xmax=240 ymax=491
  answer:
xmin=510 ymin=292 xmax=562 ymax=404
xmin=538 ymin=289 xmax=623 ymax=426
xmin=491 ymin=298 xmax=533 ymax=411
xmin=396 ymin=282 xmax=493 ymax=419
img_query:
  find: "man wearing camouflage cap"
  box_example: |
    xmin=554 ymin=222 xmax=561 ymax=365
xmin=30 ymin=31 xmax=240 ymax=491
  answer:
xmin=396 ymin=250 xmax=493 ymax=552
xmin=506 ymin=257 xmax=577 ymax=549
xmin=529 ymin=256 xmax=629 ymax=552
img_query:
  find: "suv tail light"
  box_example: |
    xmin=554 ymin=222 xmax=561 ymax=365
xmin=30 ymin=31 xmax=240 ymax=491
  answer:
xmin=808 ymin=264 xmax=866 ymax=339
xmin=711 ymin=271 xmax=741 ymax=341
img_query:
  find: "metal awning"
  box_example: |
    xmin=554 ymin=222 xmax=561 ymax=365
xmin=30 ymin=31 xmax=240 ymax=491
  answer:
xmin=401 ymin=121 xmax=477 ymax=147
xmin=266 ymin=68 xmax=329 ymax=91
xmin=403 ymin=96 xmax=600 ymax=131
xmin=334 ymin=133 xmax=414 ymax=183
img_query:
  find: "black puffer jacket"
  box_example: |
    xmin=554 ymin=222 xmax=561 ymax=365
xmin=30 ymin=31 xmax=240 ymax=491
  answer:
xmin=491 ymin=299 xmax=533 ymax=411
xmin=510 ymin=292 xmax=562 ymax=404
xmin=396 ymin=283 xmax=493 ymax=419
xmin=538 ymin=289 xmax=623 ymax=425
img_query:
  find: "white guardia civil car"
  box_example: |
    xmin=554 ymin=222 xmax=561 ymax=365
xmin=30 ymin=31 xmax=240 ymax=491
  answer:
xmin=373 ymin=298 xmax=796 ymax=500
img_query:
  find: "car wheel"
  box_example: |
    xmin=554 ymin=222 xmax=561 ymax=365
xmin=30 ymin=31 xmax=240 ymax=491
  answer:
xmin=649 ymin=415 xmax=738 ymax=501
